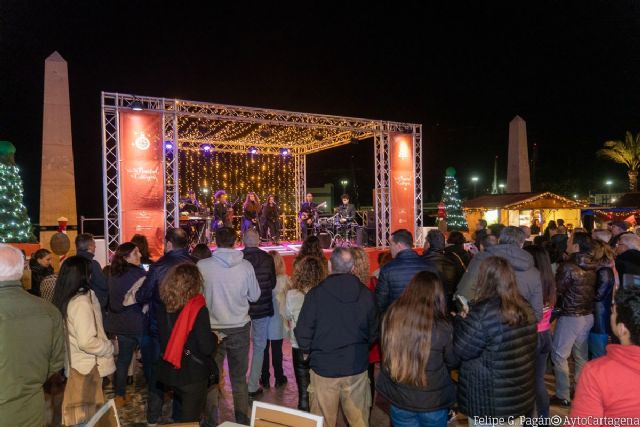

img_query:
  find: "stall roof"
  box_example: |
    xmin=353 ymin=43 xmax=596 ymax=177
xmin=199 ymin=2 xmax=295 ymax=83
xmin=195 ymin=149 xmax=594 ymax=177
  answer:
xmin=464 ymin=192 xmax=586 ymax=210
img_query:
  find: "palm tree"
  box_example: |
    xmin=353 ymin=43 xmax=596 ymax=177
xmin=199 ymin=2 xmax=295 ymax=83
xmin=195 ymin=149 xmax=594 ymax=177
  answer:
xmin=598 ymin=131 xmax=640 ymax=192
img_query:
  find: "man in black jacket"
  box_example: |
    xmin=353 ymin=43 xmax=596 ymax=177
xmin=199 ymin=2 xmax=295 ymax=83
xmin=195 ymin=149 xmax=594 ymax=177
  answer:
xmin=242 ymin=229 xmax=276 ymax=398
xmin=75 ymin=233 xmax=108 ymax=309
xmin=615 ymin=233 xmax=640 ymax=285
xmin=376 ymin=229 xmax=437 ymax=313
xmin=296 ymin=247 xmax=379 ymax=427
xmin=422 ymin=229 xmax=462 ymax=309
xmin=135 ymin=228 xmax=194 ymax=425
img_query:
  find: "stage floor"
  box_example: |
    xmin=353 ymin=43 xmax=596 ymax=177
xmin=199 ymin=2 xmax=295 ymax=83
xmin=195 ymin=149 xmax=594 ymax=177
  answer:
xmin=207 ymin=242 xmax=388 ymax=275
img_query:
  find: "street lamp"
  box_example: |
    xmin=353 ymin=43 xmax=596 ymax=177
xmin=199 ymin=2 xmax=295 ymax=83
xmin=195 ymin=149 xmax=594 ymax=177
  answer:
xmin=605 ymin=180 xmax=614 ymax=206
xmin=340 ymin=179 xmax=348 ymax=194
xmin=471 ymin=176 xmax=479 ymax=197
xmin=498 ymin=183 xmax=505 ymax=194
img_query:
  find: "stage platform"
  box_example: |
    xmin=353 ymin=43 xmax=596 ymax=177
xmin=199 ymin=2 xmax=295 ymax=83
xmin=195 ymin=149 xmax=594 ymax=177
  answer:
xmin=207 ymin=242 xmax=390 ymax=275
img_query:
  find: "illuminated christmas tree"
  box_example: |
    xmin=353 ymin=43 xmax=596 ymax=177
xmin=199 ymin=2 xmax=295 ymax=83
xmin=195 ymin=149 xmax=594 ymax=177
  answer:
xmin=442 ymin=167 xmax=468 ymax=231
xmin=0 ymin=141 xmax=36 ymax=242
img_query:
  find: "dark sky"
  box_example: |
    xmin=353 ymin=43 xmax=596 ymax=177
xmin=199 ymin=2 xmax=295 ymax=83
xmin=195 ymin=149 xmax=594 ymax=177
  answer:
xmin=2 ymin=1 xmax=640 ymax=222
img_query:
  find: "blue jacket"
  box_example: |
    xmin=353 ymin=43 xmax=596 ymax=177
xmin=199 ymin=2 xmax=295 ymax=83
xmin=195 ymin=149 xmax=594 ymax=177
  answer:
xmin=108 ymin=265 xmax=146 ymax=336
xmin=376 ymin=249 xmax=438 ymax=312
xmin=136 ymin=248 xmax=195 ymax=338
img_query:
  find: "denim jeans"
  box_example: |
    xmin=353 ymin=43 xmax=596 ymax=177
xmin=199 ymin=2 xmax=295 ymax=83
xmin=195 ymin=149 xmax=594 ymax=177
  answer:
xmin=204 ymin=322 xmax=251 ymax=426
xmin=390 ymin=406 xmax=448 ymax=427
xmin=140 ymin=334 xmax=164 ymax=423
xmin=535 ymin=331 xmax=552 ymax=418
xmin=248 ymin=317 xmax=270 ymax=393
xmin=551 ymin=314 xmax=594 ymax=400
xmin=588 ymin=332 xmax=609 ymax=360
xmin=115 ymin=334 xmax=141 ymax=396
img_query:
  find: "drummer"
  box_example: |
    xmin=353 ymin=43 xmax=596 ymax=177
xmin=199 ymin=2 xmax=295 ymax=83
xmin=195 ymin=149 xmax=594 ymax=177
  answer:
xmin=336 ymin=194 xmax=356 ymax=224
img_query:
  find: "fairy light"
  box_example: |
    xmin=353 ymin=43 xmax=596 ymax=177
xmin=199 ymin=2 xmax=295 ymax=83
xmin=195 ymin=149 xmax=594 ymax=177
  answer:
xmin=0 ymin=159 xmax=36 ymax=243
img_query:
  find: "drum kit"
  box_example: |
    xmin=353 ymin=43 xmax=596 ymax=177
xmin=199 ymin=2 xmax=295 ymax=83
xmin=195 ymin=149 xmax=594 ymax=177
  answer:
xmin=315 ymin=213 xmax=361 ymax=247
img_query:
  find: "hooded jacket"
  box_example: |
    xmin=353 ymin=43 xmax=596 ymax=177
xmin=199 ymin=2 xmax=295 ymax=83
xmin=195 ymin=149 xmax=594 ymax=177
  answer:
xmin=556 ymin=253 xmax=596 ymax=317
xmin=242 ymin=247 xmax=276 ymax=319
xmin=570 ymin=344 xmax=640 ymax=418
xmin=295 ymin=273 xmax=379 ymax=377
xmin=456 ymin=244 xmax=543 ymax=321
xmin=198 ymin=248 xmax=261 ymax=329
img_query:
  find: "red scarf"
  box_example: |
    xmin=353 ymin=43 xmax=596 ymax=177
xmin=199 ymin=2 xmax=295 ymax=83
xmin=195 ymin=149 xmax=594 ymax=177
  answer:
xmin=163 ymin=294 xmax=206 ymax=369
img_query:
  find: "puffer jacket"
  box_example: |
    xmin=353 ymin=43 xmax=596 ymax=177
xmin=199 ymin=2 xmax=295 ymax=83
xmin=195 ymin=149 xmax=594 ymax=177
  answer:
xmin=457 ymin=244 xmax=543 ymax=321
xmin=454 ymin=297 xmax=537 ymax=417
xmin=376 ymin=249 xmax=438 ymax=312
xmin=556 ymin=253 xmax=596 ymax=317
xmin=243 ymin=247 xmax=276 ymax=319
xmin=136 ymin=248 xmax=195 ymax=338
xmin=592 ymin=266 xmax=615 ymax=335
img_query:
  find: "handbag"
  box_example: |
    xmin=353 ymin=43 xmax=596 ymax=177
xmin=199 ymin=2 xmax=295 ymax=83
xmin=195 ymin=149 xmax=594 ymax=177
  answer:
xmin=61 ymin=292 xmax=105 ymax=426
xmin=165 ymin=312 xmax=219 ymax=387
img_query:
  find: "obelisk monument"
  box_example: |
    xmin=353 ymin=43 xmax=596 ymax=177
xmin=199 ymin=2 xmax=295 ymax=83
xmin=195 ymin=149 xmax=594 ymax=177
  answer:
xmin=506 ymin=115 xmax=531 ymax=193
xmin=40 ymin=51 xmax=77 ymax=257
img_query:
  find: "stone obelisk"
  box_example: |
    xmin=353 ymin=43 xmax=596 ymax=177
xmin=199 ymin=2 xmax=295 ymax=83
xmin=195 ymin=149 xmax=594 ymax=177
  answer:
xmin=40 ymin=51 xmax=77 ymax=258
xmin=506 ymin=116 xmax=531 ymax=193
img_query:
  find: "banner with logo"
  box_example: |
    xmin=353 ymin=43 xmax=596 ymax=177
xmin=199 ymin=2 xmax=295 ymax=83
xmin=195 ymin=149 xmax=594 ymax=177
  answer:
xmin=389 ymin=133 xmax=415 ymax=236
xmin=119 ymin=111 xmax=165 ymax=258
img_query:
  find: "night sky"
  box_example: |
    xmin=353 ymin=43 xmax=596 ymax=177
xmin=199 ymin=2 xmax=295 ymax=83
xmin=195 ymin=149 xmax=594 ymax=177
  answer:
xmin=2 ymin=2 xmax=640 ymax=223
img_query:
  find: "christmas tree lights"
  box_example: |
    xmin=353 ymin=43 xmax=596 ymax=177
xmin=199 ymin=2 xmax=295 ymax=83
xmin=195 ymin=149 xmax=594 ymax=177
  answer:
xmin=0 ymin=141 xmax=36 ymax=243
xmin=442 ymin=167 xmax=468 ymax=231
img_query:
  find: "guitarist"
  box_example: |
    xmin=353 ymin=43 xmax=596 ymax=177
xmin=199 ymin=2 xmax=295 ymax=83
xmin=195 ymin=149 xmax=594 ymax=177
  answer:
xmin=212 ymin=189 xmax=233 ymax=231
xmin=299 ymin=192 xmax=318 ymax=240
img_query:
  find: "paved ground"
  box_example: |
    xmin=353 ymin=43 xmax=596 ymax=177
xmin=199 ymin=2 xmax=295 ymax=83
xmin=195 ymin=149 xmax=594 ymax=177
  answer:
xmin=90 ymin=339 xmax=569 ymax=427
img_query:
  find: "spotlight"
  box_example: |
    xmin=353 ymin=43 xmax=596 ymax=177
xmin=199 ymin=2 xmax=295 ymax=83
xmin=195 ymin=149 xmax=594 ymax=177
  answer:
xmin=130 ymin=99 xmax=144 ymax=111
xmin=279 ymin=148 xmax=290 ymax=156
xmin=202 ymin=144 xmax=211 ymax=152
xmin=249 ymin=146 xmax=258 ymax=155
xmin=165 ymin=142 xmax=173 ymax=150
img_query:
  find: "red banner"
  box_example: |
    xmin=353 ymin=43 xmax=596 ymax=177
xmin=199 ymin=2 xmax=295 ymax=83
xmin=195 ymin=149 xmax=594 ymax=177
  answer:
xmin=390 ymin=133 xmax=415 ymax=237
xmin=119 ymin=112 xmax=165 ymax=258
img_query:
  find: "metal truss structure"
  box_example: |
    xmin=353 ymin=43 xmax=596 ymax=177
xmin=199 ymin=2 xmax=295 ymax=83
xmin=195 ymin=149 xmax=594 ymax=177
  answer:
xmin=102 ymin=92 xmax=422 ymax=254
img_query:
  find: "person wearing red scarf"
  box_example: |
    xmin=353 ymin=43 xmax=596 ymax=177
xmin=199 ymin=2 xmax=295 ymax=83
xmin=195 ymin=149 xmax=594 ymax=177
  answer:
xmin=157 ymin=264 xmax=217 ymax=423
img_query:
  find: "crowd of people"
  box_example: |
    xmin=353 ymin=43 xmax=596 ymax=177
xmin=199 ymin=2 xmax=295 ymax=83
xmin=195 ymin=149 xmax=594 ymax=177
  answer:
xmin=1 ymin=219 xmax=640 ymax=427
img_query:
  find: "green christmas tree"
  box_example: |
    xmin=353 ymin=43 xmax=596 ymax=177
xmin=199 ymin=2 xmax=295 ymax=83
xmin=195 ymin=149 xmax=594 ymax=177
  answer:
xmin=442 ymin=167 xmax=468 ymax=231
xmin=0 ymin=141 xmax=36 ymax=243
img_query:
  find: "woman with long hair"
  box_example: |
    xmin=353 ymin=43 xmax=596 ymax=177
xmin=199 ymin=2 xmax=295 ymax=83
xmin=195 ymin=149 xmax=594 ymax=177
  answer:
xmin=157 ymin=263 xmax=217 ymax=422
xmin=29 ymin=248 xmax=54 ymax=296
xmin=524 ymin=245 xmax=557 ymax=419
xmin=444 ymin=231 xmax=471 ymax=270
xmin=454 ymin=257 xmax=537 ymax=424
xmin=107 ymin=242 xmax=146 ymax=408
xmin=377 ymin=271 xmax=458 ymax=427
xmin=285 ymin=256 xmax=328 ymax=411
xmin=543 ymin=220 xmax=558 ymax=241
xmin=260 ymin=194 xmax=280 ymax=244
xmin=131 ymin=234 xmax=154 ymax=265
xmin=242 ymin=192 xmax=261 ymax=234
xmin=589 ymin=239 xmax=616 ymax=359
xmin=52 ymin=256 xmax=115 ymax=425
xmin=260 ymin=251 xmax=290 ymax=389
xmin=293 ymin=235 xmax=328 ymax=270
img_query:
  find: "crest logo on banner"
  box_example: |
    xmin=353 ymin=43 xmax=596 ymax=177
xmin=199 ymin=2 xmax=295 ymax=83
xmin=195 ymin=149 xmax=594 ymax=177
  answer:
xmin=134 ymin=132 xmax=151 ymax=150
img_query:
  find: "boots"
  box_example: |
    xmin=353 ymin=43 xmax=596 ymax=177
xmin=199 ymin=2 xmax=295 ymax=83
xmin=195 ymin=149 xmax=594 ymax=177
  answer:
xmin=292 ymin=347 xmax=310 ymax=411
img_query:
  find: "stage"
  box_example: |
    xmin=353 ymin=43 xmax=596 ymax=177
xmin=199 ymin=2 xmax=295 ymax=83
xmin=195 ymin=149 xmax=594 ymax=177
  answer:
xmin=208 ymin=242 xmax=389 ymax=275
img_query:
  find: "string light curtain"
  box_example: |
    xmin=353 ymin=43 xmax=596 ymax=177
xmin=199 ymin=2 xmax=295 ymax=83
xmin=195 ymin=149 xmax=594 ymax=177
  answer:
xmin=178 ymin=148 xmax=297 ymax=239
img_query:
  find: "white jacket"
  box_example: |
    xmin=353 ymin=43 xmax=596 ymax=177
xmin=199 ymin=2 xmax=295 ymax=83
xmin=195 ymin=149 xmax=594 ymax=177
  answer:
xmin=285 ymin=289 xmax=306 ymax=348
xmin=65 ymin=290 xmax=115 ymax=377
